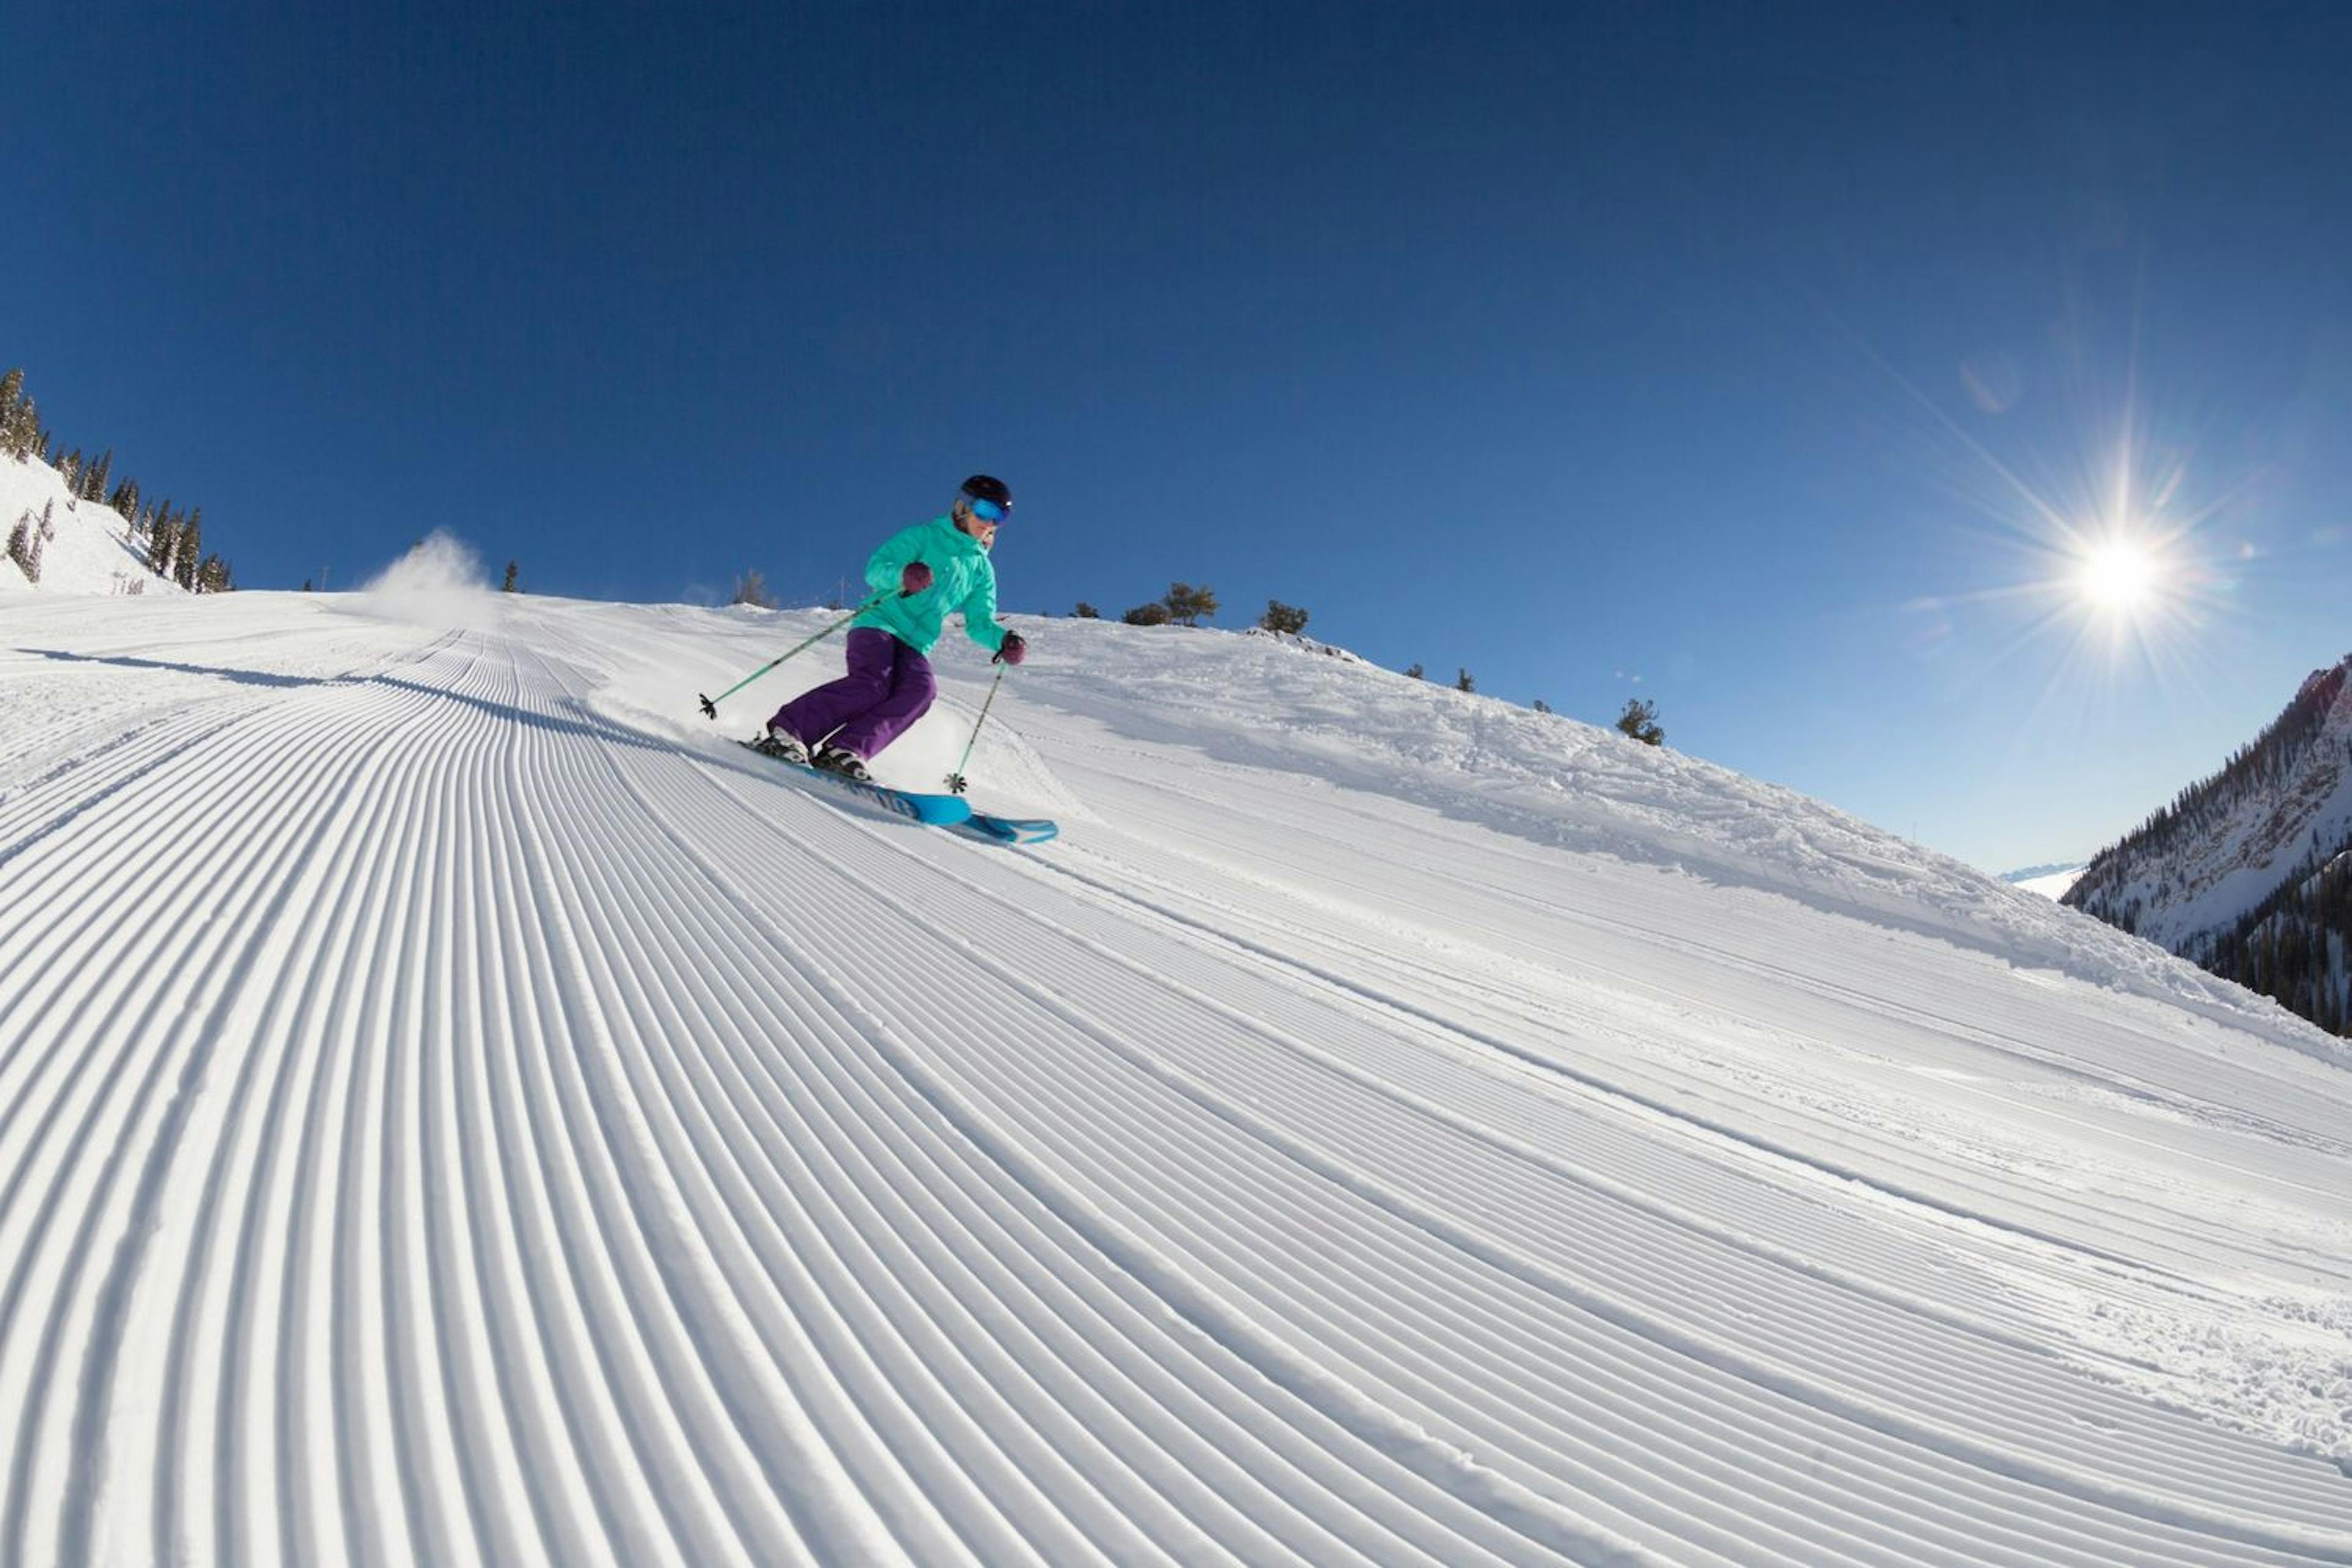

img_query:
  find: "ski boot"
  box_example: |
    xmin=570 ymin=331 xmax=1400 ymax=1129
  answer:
xmin=812 ymin=745 xmax=873 ymax=783
xmin=753 ymin=727 xmax=809 ymax=766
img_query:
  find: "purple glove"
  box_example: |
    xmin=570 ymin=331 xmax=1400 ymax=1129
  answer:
xmin=993 ymin=631 xmax=1027 ymax=666
xmin=900 ymin=561 xmax=933 ymax=595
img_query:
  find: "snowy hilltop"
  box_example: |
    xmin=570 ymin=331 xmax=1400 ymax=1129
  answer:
xmin=1 ymin=586 xmax=2347 ymax=1566
xmin=2 ymin=364 xmax=232 ymax=597
xmin=1 ymin=452 xmax=186 ymax=598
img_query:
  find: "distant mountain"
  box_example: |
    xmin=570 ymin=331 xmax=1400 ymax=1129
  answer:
xmin=2003 ymin=862 xmax=2088 ymax=899
xmin=2064 ymin=654 xmax=2352 ymax=1036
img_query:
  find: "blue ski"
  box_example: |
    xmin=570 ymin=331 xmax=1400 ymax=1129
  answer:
xmin=736 ymin=739 xmax=971 ymax=827
xmin=961 ymin=813 xmax=1059 ymax=845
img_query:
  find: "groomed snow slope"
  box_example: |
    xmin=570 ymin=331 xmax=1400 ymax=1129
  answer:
xmin=2 ymin=587 xmax=2348 ymax=1566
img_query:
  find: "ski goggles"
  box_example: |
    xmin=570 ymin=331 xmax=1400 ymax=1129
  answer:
xmin=963 ymin=495 xmax=1009 ymax=523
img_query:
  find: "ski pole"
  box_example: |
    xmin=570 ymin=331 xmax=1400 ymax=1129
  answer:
xmin=946 ymin=662 xmax=1008 ymax=795
xmin=697 ymin=590 xmax=888 ymax=719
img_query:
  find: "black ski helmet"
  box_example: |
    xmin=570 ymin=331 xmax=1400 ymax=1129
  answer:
xmin=959 ymin=474 xmax=1012 ymax=516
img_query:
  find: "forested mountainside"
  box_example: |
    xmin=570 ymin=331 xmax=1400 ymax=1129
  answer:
xmin=2065 ymin=656 xmax=2352 ymax=1036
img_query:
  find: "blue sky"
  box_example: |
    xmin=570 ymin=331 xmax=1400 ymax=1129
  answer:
xmin=12 ymin=1 xmax=2349 ymax=871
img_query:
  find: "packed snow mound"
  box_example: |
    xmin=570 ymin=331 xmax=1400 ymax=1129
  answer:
xmin=987 ymin=614 xmax=2341 ymax=1061
xmin=0 ymin=454 xmax=183 ymax=597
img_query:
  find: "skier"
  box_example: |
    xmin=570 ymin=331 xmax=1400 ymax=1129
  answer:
xmin=763 ymin=475 xmax=1028 ymax=782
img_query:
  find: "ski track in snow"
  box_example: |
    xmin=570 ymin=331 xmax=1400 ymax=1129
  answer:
xmin=1 ymin=593 xmax=2348 ymax=1566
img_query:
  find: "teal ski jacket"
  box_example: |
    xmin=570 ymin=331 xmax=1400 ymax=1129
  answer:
xmin=853 ymin=515 xmax=1009 ymax=657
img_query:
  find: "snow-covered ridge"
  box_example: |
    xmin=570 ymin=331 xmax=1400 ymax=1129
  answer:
xmin=2065 ymin=655 xmax=2352 ymax=1038
xmin=2 ymin=589 xmax=2346 ymax=1565
xmin=1022 ymin=616 xmax=2339 ymax=1059
xmin=2069 ymin=655 xmax=2352 ymax=949
xmin=1240 ymin=624 xmax=1370 ymax=662
xmin=1 ymin=453 xmax=182 ymax=598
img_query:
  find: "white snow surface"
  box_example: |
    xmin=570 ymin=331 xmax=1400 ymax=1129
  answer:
xmin=0 ymin=454 xmax=183 ymax=598
xmin=2 ymin=586 xmax=2349 ymax=1566
xmin=2014 ymin=867 xmax=2088 ymax=901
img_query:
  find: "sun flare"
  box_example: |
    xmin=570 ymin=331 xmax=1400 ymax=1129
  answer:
xmin=1855 ymin=331 xmax=2246 ymax=699
xmin=2078 ymin=538 xmax=2161 ymax=612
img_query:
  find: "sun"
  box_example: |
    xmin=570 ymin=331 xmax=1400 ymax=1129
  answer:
xmin=2078 ymin=537 xmax=2162 ymax=613
xmin=1836 ymin=320 xmax=2252 ymax=705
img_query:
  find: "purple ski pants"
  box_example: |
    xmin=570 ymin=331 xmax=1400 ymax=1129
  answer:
xmin=770 ymin=627 xmax=937 ymax=760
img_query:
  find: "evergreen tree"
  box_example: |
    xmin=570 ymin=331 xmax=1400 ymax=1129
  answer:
xmin=1 ymin=381 xmax=39 ymax=462
xmin=503 ymin=559 xmax=520 ymax=593
xmin=1404 ymin=663 xmax=1425 ymax=680
xmin=85 ymin=448 xmax=113 ymax=503
xmin=1532 ymin=698 xmax=1552 ymax=714
xmin=6 ymin=513 xmax=33 ymax=582
xmin=1122 ymin=601 xmax=1172 ymax=626
xmin=176 ymin=511 xmax=203 ymax=590
xmin=1162 ymin=582 xmax=1219 ymax=625
xmin=1455 ymin=668 xmax=1476 ymax=693
xmin=1072 ymin=601 xmax=1099 ymax=618
xmin=1616 ymin=697 xmax=1665 ymax=745
xmin=149 ymin=507 xmax=179 ymax=577
xmin=197 ymin=554 xmax=232 ymax=594
xmin=0 ymin=369 xmax=24 ymax=456
xmin=1259 ymin=599 xmax=1310 ymax=635
xmin=730 ymin=568 xmax=776 ymax=608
